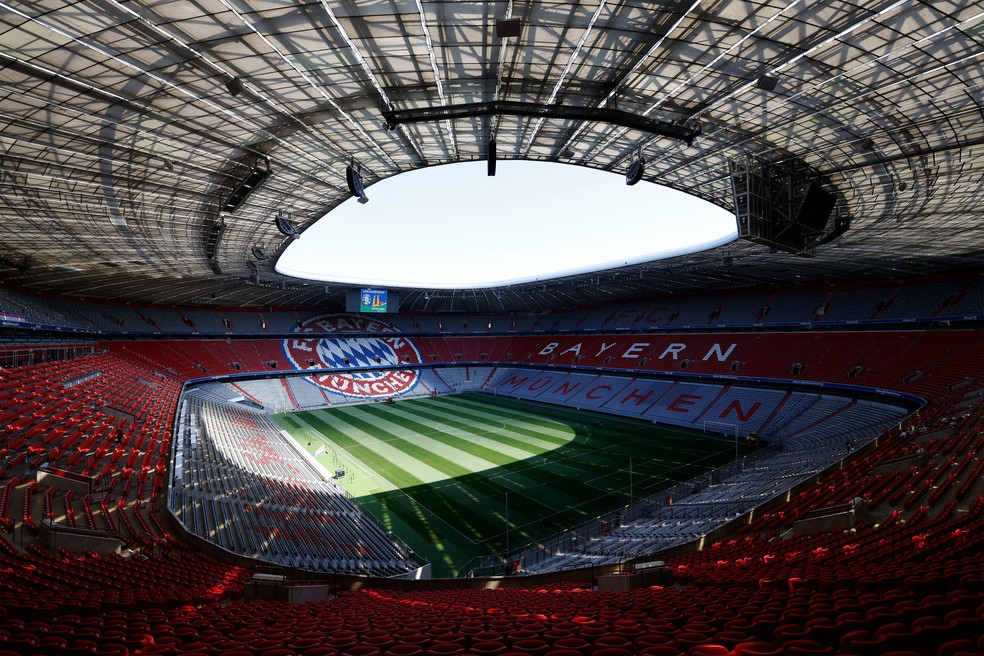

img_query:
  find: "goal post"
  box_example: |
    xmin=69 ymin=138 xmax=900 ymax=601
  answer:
xmin=703 ymin=420 xmax=740 ymax=459
xmin=703 ymin=420 xmax=739 ymax=438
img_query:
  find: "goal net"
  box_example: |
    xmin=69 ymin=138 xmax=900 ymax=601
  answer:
xmin=702 ymin=420 xmax=739 ymax=438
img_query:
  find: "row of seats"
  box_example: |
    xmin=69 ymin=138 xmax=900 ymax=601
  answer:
xmin=3 ymin=335 xmax=974 ymax=573
xmin=1 ymin=274 xmax=980 ymax=335
xmin=0 ymin=351 xmax=180 ymax=547
xmin=486 ymin=369 xmax=906 ymax=442
xmin=0 ymin=540 xmax=978 ymax=655
xmin=0 ymin=317 xmax=979 ymax=656
xmin=102 ymin=329 xmax=984 ymax=403
xmin=513 ymin=387 xmax=981 ymax=575
xmin=220 ymin=367 xmax=497 ymax=412
xmin=169 ymin=393 xmax=418 ymax=576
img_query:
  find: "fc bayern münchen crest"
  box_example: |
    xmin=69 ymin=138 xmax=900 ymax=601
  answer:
xmin=282 ymin=314 xmax=423 ymax=398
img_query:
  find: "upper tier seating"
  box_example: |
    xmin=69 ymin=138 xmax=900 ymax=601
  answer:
xmin=1 ymin=273 xmax=980 ymax=334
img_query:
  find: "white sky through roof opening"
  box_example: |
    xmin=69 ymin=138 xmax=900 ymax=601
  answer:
xmin=276 ymin=161 xmax=737 ymax=288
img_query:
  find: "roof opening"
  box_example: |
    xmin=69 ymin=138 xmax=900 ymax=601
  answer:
xmin=276 ymin=160 xmax=737 ymax=289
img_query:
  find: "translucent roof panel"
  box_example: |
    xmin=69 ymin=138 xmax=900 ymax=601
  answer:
xmin=0 ymin=0 xmax=978 ymax=311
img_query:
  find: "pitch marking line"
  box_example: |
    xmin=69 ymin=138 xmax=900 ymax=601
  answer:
xmin=294 ymin=413 xmax=484 ymax=547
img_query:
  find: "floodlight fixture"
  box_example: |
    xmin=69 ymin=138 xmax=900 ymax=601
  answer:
xmin=816 ymin=214 xmax=851 ymax=246
xmin=626 ymin=157 xmax=645 ymax=186
xmin=496 ymin=18 xmax=522 ymax=39
xmin=225 ymin=77 xmax=244 ymax=96
xmin=756 ymin=74 xmax=779 ymax=91
xmin=221 ymin=157 xmax=271 ymax=213
xmin=346 ymin=162 xmax=369 ymax=203
xmin=275 ymin=210 xmax=299 ymax=239
xmin=487 ymin=138 xmax=497 ymax=177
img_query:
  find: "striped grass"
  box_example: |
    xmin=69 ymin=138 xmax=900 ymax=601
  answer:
xmin=274 ymin=393 xmax=753 ymax=577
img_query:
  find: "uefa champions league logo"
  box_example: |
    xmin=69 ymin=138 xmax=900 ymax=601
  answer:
xmin=282 ymin=314 xmax=422 ymax=398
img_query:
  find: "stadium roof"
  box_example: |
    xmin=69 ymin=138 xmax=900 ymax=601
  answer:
xmin=0 ymin=0 xmax=981 ymax=312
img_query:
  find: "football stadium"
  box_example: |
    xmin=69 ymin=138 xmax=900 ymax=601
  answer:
xmin=0 ymin=2 xmax=982 ymax=656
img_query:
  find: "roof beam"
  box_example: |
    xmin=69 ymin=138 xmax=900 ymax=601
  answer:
xmin=382 ymin=101 xmax=700 ymax=145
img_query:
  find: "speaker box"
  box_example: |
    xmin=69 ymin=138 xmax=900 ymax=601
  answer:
xmin=225 ymin=77 xmax=244 ymax=96
xmin=346 ymin=165 xmax=366 ymax=198
xmin=625 ymin=158 xmax=645 ymax=186
xmin=487 ymin=138 xmax=497 ymax=177
xmin=756 ymin=74 xmax=778 ymax=91
xmin=496 ymin=18 xmax=522 ymax=38
xmin=797 ymin=183 xmax=836 ymax=233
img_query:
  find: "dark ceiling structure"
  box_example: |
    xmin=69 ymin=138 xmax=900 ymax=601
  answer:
xmin=0 ymin=0 xmax=981 ymax=312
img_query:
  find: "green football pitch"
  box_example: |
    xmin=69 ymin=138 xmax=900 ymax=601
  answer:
xmin=273 ymin=393 xmax=755 ymax=578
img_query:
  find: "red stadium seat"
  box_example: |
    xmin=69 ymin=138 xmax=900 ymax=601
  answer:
xmin=344 ymin=647 xmax=382 ymax=656
xmin=937 ymin=641 xmax=977 ymax=656
xmin=687 ymin=645 xmax=731 ymax=656
xmin=672 ymin=632 xmax=711 ymax=652
xmin=635 ymin=634 xmax=672 ymax=649
xmin=470 ymin=641 xmax=508 ymax=656
xmin=637 ymin=647 xmax=684 ymax=656
xmin=542 ymin=629 xmax=574 ymax=643
xmin=427 ymin=643 xmax=466 ymax=656
xmin=591 ymin=649 xmax=633 ymax=656
xmin=550 ymin=638 xmax=590 ymax=655
xmin=732 ymin=643 xmax=783 ymax=656
xmin=592 ymin=636 xmax=631 ymax=650
xmin=386 ymin=647 xmax=424 ymax=656
xmin=509 ymin=639 xmax=549 ymax=656
xmin=780 ymin=639 xmax=834 ymax=655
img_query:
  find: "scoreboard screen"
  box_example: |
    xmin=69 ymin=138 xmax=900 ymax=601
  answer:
xmin=345 ymin=288 xmax=399 ymax=313
xmin=360 ymin=288 xmax=388 ymax=313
